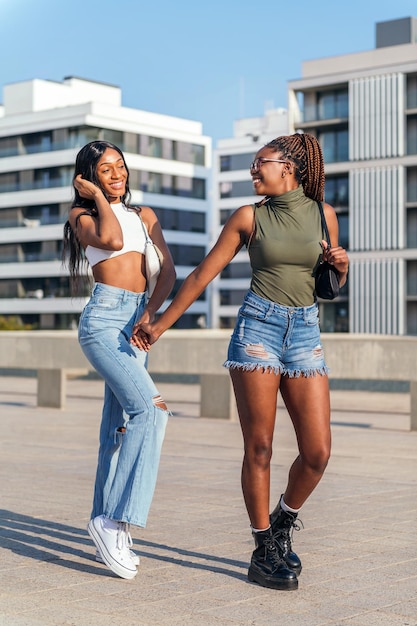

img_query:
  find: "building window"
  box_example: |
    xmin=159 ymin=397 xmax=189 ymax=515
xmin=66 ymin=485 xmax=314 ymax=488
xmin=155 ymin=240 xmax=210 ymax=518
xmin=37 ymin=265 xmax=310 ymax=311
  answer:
xmin=170 ymin=313 xmax=207 ymax=329
xmin=0 ymin=136 xmax=19 ymax=158
xmin=175 ymin=176 xmax=206 ymax=199
xmin=102 ymin=129 xmax=123 ymax=146
xmin=324 ymin=175 xmax=349 ymax=249
xmin=325 ymin=175 xmax=349 ymax=208
xmin=220 ymin=289 xmax=248 ymax=305
xmin=129 ymin=169 xmax=141 ymax=189
xmin=220 ymin=153 xmax=254 ymax=172
xmin=407 ymin=302 xmax=417 ymax=335
xmin=162 ymin=174 xmax=174 ymax=195
xmin=336 ymin=212 xmax=349 ymax=250
xmin=148 ymin=172 xmax=162 ymax=194
xmin=151 ymin=207 xmax=205 ymax=233
xmin=319 ymin=301 xmax=349 ymax=332
xmin=191 ymin=144 xmax=205 ymax=166
xmin=68 ymin=126 xmax=102 ymax=149
xmin=220 ymin=180 xmax=254 ymax=198
xmin=0 ymin=172 xmax=18 ymax=193
xmin=148 ymin=136 xmax=163 ymax=158
xmin=22 ymin=131 xmax=52 ymax=154
xmin=169 ymin=244 xmax=206 ymax=266
xmin=191 ymin=178 xmax=206 ymax=199
xmin=174 ymin=141 xmax=205 ymax=165
xmin=407 ymin=115 xmax=417 ymax=155
xmin=220 ymin=209 xmax=234 ymax=225
xmin=221 ymin=261 xmax=251 ymax=279
xmin=0 ymin=167 xmax=73 ymax=193
xmin=407 ymin=209 xmax=417 ymax=248
xmin=407 ymin=74 xmax=417 ymax=109
xmin=407 ymin=260 xmax=417 ymax=296
xmin=139 ymin=172 xmax=205 ymax=199
xmin=319 ymin=129 xmax=349 ymax=163
xmin=408 ymin=167 xmax=417 ymax=203
xmin=220 ymin=316 xmax=237 ymax=328
xmin=317 ymin=89 xmax=349 ymax=120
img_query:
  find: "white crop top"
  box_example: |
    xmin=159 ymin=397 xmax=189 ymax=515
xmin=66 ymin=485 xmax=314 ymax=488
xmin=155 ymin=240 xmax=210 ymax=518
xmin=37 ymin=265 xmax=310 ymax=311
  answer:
xmin=85 ymin=203 xmax=147 ymax=267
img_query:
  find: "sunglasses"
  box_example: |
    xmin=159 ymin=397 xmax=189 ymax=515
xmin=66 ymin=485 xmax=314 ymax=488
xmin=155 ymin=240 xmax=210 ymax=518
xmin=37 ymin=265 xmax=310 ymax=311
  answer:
xmin=250 ymin=157 xmax=288 ymax=172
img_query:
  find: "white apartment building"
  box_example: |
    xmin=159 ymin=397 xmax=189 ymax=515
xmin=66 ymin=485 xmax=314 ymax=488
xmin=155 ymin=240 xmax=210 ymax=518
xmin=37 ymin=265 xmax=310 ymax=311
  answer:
xmin=288 ymin=16 xmax=417 ymax=335
xmin=211 ymin=108 xmax=288 ymax=328
xmin=0 ymin=77 xmax=211 ymax=330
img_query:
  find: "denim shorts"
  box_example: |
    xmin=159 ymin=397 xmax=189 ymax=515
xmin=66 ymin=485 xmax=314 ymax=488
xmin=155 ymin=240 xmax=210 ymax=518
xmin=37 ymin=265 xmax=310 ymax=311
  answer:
xmin=224 ymin=290 xmax=328 ymax=377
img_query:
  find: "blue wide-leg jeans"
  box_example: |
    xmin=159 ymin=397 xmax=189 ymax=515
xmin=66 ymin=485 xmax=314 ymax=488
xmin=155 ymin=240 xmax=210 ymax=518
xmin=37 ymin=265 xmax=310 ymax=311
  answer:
xmin=78 ymin=282 xmax=169 ymax=527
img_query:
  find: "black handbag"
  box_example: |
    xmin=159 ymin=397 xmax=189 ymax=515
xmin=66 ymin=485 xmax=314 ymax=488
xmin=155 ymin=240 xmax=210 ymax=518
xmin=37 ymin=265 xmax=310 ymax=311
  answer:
xmin=315 ymin=201 xmax=340 ymax=300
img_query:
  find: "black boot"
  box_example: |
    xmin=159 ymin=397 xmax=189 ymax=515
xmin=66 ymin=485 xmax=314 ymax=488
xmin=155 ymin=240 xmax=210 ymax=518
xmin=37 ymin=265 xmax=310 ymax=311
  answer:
xmin=248 ymin=527 xmax=298 ymax=590
xmin=270 ymin=497 xmax=302 ymax=575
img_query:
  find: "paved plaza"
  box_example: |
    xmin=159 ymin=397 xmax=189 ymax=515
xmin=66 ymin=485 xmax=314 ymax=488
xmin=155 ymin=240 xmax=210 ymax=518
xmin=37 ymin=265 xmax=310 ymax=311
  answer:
xmin=0 ymin=374 xmax=416 ymax=626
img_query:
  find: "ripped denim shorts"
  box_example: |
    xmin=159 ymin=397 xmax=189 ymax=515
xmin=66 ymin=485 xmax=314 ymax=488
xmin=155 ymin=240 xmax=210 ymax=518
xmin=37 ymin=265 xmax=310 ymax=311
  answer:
xmin=224 ymin=290 xmax=328 ymax=378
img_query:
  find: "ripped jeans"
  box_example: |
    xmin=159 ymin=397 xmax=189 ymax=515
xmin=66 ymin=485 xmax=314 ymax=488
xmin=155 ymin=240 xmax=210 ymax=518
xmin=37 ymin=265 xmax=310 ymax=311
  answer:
xmin=78 ymin=282 xmax=169 ymax=527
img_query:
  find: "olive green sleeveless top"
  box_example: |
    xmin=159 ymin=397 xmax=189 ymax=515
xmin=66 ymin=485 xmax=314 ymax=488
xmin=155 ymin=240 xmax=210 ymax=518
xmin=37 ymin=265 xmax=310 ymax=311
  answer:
xmin=248 ymin=186 xmax=323 ymax=307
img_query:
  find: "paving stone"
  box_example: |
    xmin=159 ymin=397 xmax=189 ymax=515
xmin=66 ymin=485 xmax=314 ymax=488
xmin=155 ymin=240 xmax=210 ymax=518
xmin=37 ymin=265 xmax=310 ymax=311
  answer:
xmin=0 ymin=375 xmax=416 ymax=626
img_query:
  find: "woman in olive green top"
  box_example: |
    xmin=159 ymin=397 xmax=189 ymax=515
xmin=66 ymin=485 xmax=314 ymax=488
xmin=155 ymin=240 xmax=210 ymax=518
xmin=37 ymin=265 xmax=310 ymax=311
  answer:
xmin=132 ymin=133 xmax=349 ymax=590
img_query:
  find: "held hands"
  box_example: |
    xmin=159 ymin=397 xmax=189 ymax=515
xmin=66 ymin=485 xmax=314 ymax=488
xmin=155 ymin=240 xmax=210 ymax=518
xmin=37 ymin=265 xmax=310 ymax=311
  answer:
xmin=130 ymin=310 xmax=161 ymax=351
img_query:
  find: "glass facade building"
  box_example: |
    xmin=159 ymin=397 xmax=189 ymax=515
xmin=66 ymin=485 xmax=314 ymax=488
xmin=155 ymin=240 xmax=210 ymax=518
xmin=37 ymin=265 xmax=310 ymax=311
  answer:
xmin=288 ymin=17 xmax=417 ymax=334
xmin=0 ymin=77 xmax=211 ymax=330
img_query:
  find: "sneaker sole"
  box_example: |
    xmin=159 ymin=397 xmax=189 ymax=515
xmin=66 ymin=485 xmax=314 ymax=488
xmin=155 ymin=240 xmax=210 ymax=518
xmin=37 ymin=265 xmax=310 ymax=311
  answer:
xmin=248 ymin=568 xmax=298 ymax=591
xmin=88 ymin=519 xmax=137 ymax=580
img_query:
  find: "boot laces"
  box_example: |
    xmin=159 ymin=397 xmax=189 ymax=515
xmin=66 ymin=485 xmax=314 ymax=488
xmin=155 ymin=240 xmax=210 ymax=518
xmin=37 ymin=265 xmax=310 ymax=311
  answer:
xmin=264 ymin=535 xmax=285 ymax=568
xmin=274 ymin=518 xmax=303 ymax=552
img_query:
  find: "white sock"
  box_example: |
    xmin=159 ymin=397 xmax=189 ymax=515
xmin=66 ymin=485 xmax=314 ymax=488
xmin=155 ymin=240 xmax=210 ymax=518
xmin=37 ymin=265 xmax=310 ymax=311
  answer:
xmin=101 ymin=515 xmax=119 ymax=530
xmin=280 ymin=496 xmax=301 ymax=514
xmin=251 ymin=525 xmax=271 ymax=533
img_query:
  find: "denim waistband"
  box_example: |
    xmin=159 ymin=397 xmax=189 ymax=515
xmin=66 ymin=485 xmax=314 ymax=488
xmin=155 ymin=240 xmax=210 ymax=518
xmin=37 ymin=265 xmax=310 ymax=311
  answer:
xmin=92 ymin=282 xmax=146 ymax=303
xmin=245 ymin=290 xmax=318 ymax=319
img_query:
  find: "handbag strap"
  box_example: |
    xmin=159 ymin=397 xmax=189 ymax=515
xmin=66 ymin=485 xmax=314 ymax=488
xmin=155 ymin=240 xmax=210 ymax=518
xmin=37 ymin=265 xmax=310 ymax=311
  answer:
xmin=317 ymin=201 xmax=331 ymax=247
xmin=137 ymin=211 xmax=152 ymax=243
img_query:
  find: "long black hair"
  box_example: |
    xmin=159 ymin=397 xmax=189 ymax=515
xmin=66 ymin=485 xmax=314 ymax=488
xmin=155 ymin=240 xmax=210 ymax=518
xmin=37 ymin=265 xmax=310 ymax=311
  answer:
xmin=62 ymin=141 xmax=131 ymax=294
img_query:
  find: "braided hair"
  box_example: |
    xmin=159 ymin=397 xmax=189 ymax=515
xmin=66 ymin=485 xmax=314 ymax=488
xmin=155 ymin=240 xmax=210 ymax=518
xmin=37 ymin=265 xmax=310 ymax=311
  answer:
xmin=265 ymin=133 xmax=325 ymax=202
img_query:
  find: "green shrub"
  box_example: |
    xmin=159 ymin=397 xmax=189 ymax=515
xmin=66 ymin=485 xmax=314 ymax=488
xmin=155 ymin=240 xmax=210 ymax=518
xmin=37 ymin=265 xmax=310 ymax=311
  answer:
xmin=0 ymin=316 xmax=37 ymax=330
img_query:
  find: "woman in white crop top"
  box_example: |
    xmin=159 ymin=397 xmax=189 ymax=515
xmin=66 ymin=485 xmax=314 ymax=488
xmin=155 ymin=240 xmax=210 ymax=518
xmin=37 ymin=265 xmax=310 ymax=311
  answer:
xmin=63 ymin=141 xmax=175 ymax=581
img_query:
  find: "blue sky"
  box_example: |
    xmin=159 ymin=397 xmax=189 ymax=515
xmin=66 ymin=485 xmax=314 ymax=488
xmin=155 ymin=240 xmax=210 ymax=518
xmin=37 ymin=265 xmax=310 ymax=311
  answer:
xmin=0 ymin=0 xmax=416 ymax=141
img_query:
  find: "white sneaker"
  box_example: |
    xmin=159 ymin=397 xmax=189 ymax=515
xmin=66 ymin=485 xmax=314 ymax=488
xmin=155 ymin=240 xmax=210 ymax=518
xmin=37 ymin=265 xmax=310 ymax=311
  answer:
xmin=96 ymin=549 xmax=139 ymax=566
xmin=88 ymin=515 xmax=137 ymax=580
xmin=95 ymin=521 xmax=140 ymax=565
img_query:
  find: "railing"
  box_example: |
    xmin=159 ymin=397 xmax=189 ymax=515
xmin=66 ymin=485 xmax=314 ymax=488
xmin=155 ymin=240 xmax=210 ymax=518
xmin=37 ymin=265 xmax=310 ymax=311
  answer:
xmin=0 ymin=138 xmax=105 ymax=159
xmin=0 ymin=178 xmax=71 ymax=194
xmin=0 ymin=216 xmax=66 ymax=229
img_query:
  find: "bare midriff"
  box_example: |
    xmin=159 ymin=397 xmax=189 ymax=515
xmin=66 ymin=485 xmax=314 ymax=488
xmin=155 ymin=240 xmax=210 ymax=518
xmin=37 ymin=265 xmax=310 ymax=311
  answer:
xmin=92 ymin=251 xmax=147 ymax=293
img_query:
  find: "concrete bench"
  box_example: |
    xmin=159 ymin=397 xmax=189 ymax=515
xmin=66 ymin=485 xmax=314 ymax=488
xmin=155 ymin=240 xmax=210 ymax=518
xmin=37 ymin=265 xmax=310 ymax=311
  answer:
xmin=0 ymin=330 xmax=417 ymax=430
